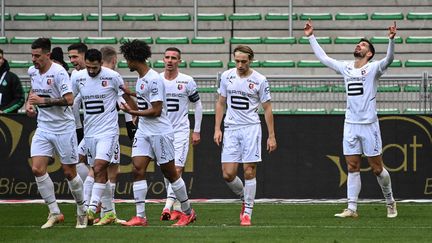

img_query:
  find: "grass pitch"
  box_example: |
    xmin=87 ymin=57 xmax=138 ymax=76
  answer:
xmin=0 ymin=202 xmax=431 ymax=242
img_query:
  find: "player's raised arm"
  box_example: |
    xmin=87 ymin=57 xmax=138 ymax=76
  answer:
xmin=303 ymin=19 xmax=314 ymax=37
xmin=378 ymin=21 xmax=396 ymax=71
xmin=388 ymin=21 xmax=397 ymax=39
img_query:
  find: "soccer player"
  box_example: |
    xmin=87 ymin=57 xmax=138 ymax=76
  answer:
xmin=119 ymin=39 xmax=196 ymax=227
xmin=71 ymin=49 xmax=136 ymax=225
xmin=68 ymin=43 xmax=89 ymax=181
xmin=26 ymin=38 xmax=87 ymax=229
xmin=304 ymin=19 xmax=398 ymax=218
xmin=214 ymin=45 xmax=277 ymax=226
xmin=159 ymin=47 xmax=202 ymax=221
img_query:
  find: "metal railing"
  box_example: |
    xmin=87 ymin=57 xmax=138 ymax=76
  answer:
xmin=19 ymin=72 xmax=431 ymax=114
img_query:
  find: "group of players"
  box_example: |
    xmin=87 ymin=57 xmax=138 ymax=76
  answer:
xmin=24 ymin=20 xmax=397 ymax=229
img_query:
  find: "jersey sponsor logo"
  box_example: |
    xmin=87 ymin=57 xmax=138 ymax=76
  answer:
xmin=151 ymin=88 xmax=158 ymax=95
xmin=176 ymin=80 xmax=188 ymax=84
xmin=101 ymin=80 xmax=108 ymax=87
xmin=177 ymin=84 xmax=183 ymax=90
xmin=61 ymin=84 xmax=68 ymax=92
xmin=265 ymin=86 xmax=270 ymax=94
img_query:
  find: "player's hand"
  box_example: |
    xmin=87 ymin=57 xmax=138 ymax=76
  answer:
xmin=28 ymin=93 xmax=44 ymax=105
xmin=267 ymin=136 xmax=277 ymax=153
xmin=214 ymin=130 xmax=222 ymax=146
xmin=192 ymin=132 xmax=201 ymax=145
xmin=120 ymin=85 xmax=136 ymax=97
xmin=388 ymin=21 xmax=397 ymax=39
xmin=304 ymin=19 xmax=314 ymax=37
xmin=119 ymin=102 xmax=132 ymax=113
xmin=25 ymin=102 xmax=37 ymax=117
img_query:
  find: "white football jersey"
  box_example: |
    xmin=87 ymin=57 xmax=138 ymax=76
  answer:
xmin=71 ymin=67 xmax=124 ymax=137
xmin=309 ymin=35 xmax=394 ymax=124
xmin=135 ymin=69 xmax=173 ymax=136
xmin=28 ymin=62 xmax=75 ymax=133
xmin=218 ymin=68 xmax=271 ymax=130
xmin=160 ymin=72 xmax=200 ymax=132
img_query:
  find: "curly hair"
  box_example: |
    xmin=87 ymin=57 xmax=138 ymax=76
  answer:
xmin=120 ymin=39 xmax=151 ymax=62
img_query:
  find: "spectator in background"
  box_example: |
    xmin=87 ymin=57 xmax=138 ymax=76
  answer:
xmin=50 ymin=47 xmax=69 ymax=73
xmin=0 ymin=49 xmax=25 ymax=113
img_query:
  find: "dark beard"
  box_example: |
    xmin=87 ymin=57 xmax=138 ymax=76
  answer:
xmin=353 ymin=51 xmax=364 ymax=58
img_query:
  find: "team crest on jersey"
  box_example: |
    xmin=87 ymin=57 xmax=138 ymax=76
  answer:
xmin=248 ymin=83 xmax=254 ymax=89
xmin=46 ymin=79 xmax=52 ymax=85
xmin=101 ymin=80 xmax=108 ymax=87
xmin=361 ymin=69 xmax=367 ymax=75
xmin=177 ymin=84 xmax=183 ymax=90
xmin=140 ymin=84 xmax=144 ymax=90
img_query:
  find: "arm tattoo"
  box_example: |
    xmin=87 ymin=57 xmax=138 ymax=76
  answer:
xmin=43 ymin=97 xmax=69 ymax=106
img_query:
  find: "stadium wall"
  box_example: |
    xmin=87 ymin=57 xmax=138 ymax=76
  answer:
xmin=0 ymin=114 xmax=431 ymax=200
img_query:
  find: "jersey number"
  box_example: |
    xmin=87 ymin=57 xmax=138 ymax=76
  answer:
xmin=84 ymin=100 xmax=105 ymax=114
xmin=167 ymin=98 xmax=180 ymax=112
xmin=230 ymin=96 xmax=249 ymax=110
xmin=37 ymin=94 xmax=53 ymax=108
xmin=137 ymin=97 xmax=148 ymax=110
xmin=347 ymin=82 xmax=364 ymax=96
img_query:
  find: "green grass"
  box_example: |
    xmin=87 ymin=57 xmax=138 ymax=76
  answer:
xmin=0 ymin=203 xmax=432 ymax=242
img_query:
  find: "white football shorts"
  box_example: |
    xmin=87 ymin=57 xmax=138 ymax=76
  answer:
xmin=78 ymin=138 xmax=120 ymax=164
xmin=343 ymin=121 xmax=382 ymax=157
xmin=173 ymin=130 xmax=190 ymax=167
xmin=132 ymin=133 xmax=175 ymax=165
xmin=84 ymin=134 xmax=119 ymax=167
xmin=31 ymin=128 xmax=78 ymax=164
xmin=222 ymin=124 xmax=262 ymax=163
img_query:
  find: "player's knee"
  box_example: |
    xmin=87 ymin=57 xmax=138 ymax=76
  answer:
xmin=222 ymin=172 xmax=236 ymax=182
xmin=31 ymin=166 xmax=45 ymax=177
xmin=372 ymin=166 xmax=383 ymax=176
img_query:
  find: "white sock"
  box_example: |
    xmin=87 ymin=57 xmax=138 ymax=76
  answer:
xmin=100 ymin=182 xmax=114 ymax=214
xmin=244 ymin=178 xmax=256 ymax=217
xmin=67 ymin=175 xmax=86 ymax=216
xmin=110 ymin=182 xmax=116 ymax=214
xmin=35 ymin=173 xmax=60 ymax=214
xmin=171 ymin=178 xmax=191 ymax=215
xmin=376 ymin=168 xmax=395 ymax=204
xmin=347 ymin=172 xmax=361 ymax=212
xmin=226 ymin=176 xmax=244 ymax=201
xmin=173 ymin=200 xmax=182 ymax=212
xmin=163 ymin=177 xmax=176 ymax=210
xmin=83 ymin=176 xmax=94 ymax=207
xmin=133 ymin=180 xmax=147 ymax=218
xmin=76 ymin=163 xmax=89 ymax=182
xmin=89 ymin=182 xmax=105 ymax=213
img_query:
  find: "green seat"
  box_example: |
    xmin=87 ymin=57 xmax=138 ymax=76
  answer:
xmin=407 ymin=12 xmax=432 ymax=20
xmin=335 ymin=13 xmax=368 ymax=20
xmin=265 ymin=13 xmax=298 ymax=20
xmin=271 ymin=86 xmax=295 ymax=92
xmin=153 ymin=60 xmax=186 ymax=68
xmin=260 ymin=60 xmax=295 ymax=68
xmin=122 ymin=13 xmax=156 ymax=21
xmin=403 ymin=85 xmax=420 ymax=92
xmin=273 ymin=109 xmax=292 ymax=115
xmin=334 ymin=36 xmax=364 ymax=44
xmin=403 ymin=108 xmax=428 ymax=114
xmin=377 ymin=85 xmax=401 ymax=92
xmin=389 ymin=60 xmax=402 ymax=67
xmin=377 ymin=108 xmax=400 ymax=114
xmin=118 ymin=60 xmax=151 ymax=68
xmin=230 ymin=37 xmax=262 ymax=44
xmin=87 ymin=13 xmax=120 ymax=21
xmin=14 ymin=13 xmax=48 ymax=21
xmin=299 ymin=13 xmax=332 ymax=20
xmin=65 ymin=61 xmax=74 ymax=69
xmin=329 ymin=108 xmax=346 ymax=115
xmin=405 ymin=60 xmax=432 ymax=67
xmin=406 ymin=36 xmax=432 ymax=44
xmin=297 ymin=60 xmax=326 ymax=68
xmin=50 ymin=13 xmax=84 ymax=21
xmin=10 ymin=36 xmax=38 ymax=44
xmin=228 ymin=13 xmax=262 ymax=21
xmin=228 ymin=60 xmax=260 ymax=68
xmin=191 ymin=37 xmax=224 ymax=44
xmin=84 ymin=37 xmax=117 ymax=44
xmin=0 ymin=37 xmax=7 ymax=44
xmin=293 ymin=108 xmax=327 ymax=114
xmin=371 ymin=12 xmax=404 ymax=20
xmin=156 ymin=37 xmax=189 ymax=44
xmin=370 ymin=36 xmax=403 ymax=44
xmin=331 ymin=85 xmax=346 ymax=92
xmin=120 ymin=37 xmax=153 ymax=44
xmin=9 ymin=60 xmax=32 ymax=68
xmin=158 ymin=13 xmax=191 ymax=21
xmin=197 ymin=87 xmax=217 ymax=93
xmin=189 ymin=60 xmax=223 ymax=68
xmin=297 ymin=85 xmax=329 ymax=92
xmin=197 ymin=13 xmax=226 ymax=21
xmin=262 ymin=37 xmax=296 ymax=44
xmin=0 ymin=13 xmax=12 ymax=21
xmin=50 ymin=37 xmax=81 ymax=44
xmin=299 ymin=36 xmax=332 ymax=44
